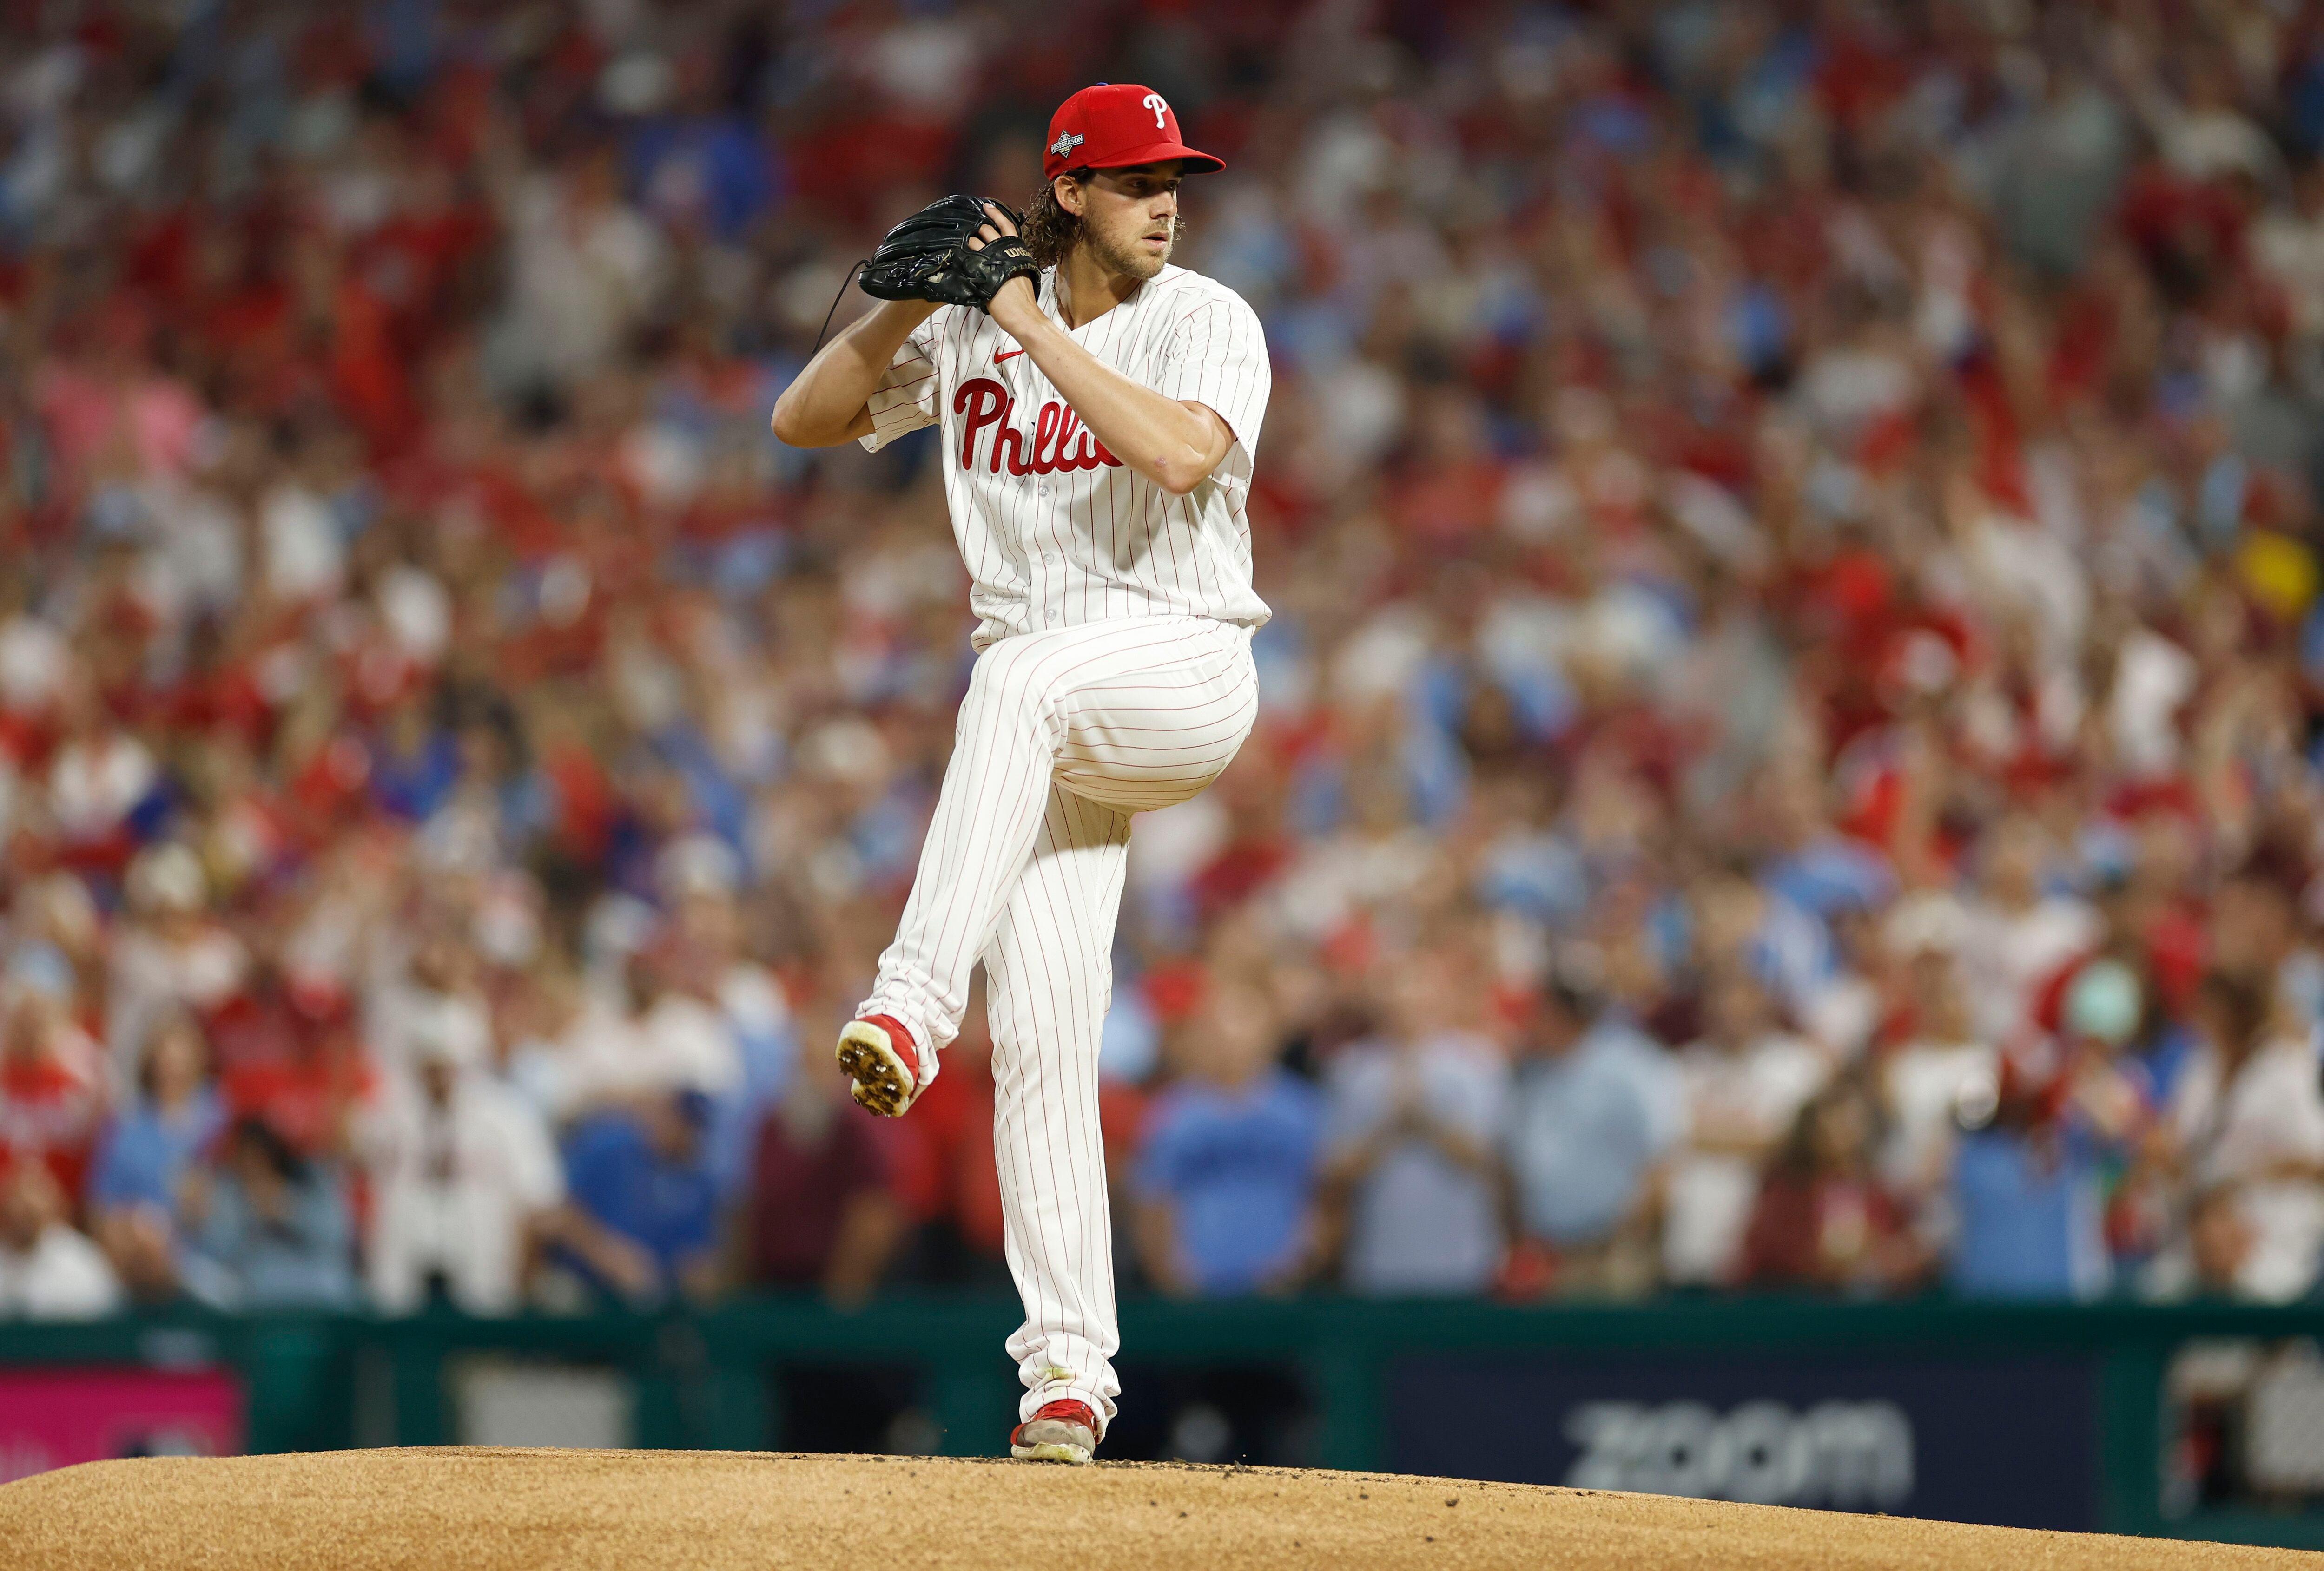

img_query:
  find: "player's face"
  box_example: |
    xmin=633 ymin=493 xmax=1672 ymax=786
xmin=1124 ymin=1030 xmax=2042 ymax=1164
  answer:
xmin=1072 ymin=162 xmax=1184 ymax=280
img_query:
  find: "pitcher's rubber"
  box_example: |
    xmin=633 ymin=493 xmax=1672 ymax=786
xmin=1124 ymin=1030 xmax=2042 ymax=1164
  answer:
xmin=0 ymin=1447 xmax=2314 ymax=1570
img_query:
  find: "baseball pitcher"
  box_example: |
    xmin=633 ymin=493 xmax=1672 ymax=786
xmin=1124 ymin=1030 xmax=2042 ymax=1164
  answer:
xmin=770 ymin=84 xmax=1268 ymax=1463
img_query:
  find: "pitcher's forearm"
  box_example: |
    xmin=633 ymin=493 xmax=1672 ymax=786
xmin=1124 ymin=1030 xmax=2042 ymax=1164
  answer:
xmin=990 ymin=287 xmax=1228 ymax=493
xmin=771 ymin=298 xmax=939 ymax=447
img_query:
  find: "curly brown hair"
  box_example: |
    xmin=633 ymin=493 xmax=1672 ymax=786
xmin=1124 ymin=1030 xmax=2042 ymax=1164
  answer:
xmin=1020 ymin=174 xmax=1088 ymax=270
xmin=1020 ymin=173 xmax=1186 ymax=270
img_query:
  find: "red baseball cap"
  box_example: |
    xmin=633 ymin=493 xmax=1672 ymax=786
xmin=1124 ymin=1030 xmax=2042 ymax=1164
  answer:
xmin=1043 ymin=83 xmax=1224 ymax=180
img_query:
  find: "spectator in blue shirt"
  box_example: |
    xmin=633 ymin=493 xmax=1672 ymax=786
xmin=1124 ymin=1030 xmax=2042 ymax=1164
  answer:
xmin=369 ymin=694 xmax=462 ymax=822
xmin=177 ymin=1117 xmax=359 ymax=1311
xmin=1951 ymin=959 xmax=2146 ymax=1300
xmin=1756 ymin=768 xmax=1897 ymax=922
xmin=547 ymin=1089 xmax=722 ymax=1307
xmin=1504 ymin=972 xmax=1687 ymax=1295
xmin=88 ymin=1012 xmax=224 ymax=1300
xmin=1132 ymin=980 xmax=1324 ymax=1296
xmin=1949 ymin=1121 xmax=2112 ymax=1300
xmin=1320 ymin=946 xmax=1512 ymax=1296
xmin=626 ymin=97 xmax=779 ymax=241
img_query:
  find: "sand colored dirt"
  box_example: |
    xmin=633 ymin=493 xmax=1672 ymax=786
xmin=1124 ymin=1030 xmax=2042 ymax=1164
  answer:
xmin=2 ymin=1446 xmax=2318 ymax=1571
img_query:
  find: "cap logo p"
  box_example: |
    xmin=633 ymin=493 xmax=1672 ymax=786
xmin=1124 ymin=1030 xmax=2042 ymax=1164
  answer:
xmin=1142 ymin=92 xmax=1168 ymax=128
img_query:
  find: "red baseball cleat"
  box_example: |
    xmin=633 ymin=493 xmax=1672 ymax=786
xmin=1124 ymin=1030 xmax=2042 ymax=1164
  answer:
xmin=1010 ymin=1399 xmax=1099 ymax=1465
xmin=835 ymin=1013 xmax=932 ymax=1117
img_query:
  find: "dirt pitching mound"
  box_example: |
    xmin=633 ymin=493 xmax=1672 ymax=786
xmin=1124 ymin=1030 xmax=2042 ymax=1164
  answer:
xmin=1 ymin=1446 xmax=2316 ymax=1570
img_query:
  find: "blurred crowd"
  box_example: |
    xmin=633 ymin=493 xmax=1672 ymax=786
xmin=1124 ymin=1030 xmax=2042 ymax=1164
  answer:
xmin=3 ymin=0 xmax=2324 ymax=1321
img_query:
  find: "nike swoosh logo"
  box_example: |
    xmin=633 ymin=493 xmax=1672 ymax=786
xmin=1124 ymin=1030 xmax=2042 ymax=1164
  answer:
xmin=994 ymin=348 xmax=1024 ymax=363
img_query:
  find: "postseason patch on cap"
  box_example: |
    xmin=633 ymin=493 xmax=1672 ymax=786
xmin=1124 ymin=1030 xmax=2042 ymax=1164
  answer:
xmin=1050 ymin=131 xmax=1084 ymax=160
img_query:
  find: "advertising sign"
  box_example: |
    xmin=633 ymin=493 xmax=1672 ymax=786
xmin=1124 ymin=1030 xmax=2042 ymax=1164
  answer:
xmin=1386 ymin=1348 xmax=2100 ymax=1531
xmin=0 ymin=1367 xmax=244 ymax=1482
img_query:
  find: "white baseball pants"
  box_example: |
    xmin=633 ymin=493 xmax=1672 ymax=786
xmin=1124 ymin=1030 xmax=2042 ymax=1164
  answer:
xmin=860 ymin=615 xmax=1259 ymax=1432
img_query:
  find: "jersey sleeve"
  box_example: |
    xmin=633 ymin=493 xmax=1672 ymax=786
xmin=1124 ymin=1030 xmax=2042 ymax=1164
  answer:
xmin=1152 ymin=289 xmax=1271 ymax=492
xmin=857 ymin=309 xmax=950 ymax=453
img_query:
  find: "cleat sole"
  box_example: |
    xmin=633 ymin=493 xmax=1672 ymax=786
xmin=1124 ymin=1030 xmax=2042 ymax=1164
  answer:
xmin=836 ymin=1023 xmax=914 ymax=1117
xmin=1008 ymin=1413 xmax=1097 ymax=1465
xmin=1010 ymin=1440 xmax=1094 ymax=1465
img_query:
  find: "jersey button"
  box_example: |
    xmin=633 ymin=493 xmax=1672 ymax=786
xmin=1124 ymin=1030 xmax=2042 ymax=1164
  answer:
xmin=1043 ymin=552 xmax=1057 ymax=565
xmin=1045 ymin=611 xmax=1058 ymax=626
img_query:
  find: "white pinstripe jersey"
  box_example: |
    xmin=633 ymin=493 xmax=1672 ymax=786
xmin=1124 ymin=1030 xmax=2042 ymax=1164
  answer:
xmin=858 ymin=264 xmax=1272 ymax=650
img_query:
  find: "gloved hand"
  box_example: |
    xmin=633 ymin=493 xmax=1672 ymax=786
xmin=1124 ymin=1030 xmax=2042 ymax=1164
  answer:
xmin=858 ymin=195 xmax=1040 ymax=313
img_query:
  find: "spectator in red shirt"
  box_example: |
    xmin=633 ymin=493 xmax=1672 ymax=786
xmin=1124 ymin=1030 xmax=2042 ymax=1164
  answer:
xmin=0 ymin=947 xmax=106 ymax=1206
xmin=744 ymin=1028 xmax=903 ymax=1304
xmin=1742 ymin=1077 xmax=1928 ymax=1294
xmin=883 ymin=992 xmax=1010 ymax=1287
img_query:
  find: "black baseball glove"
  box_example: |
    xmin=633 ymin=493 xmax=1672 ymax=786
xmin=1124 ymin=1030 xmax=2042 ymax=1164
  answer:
xmin=858 ymin=195 xmax=1040 ymax=313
